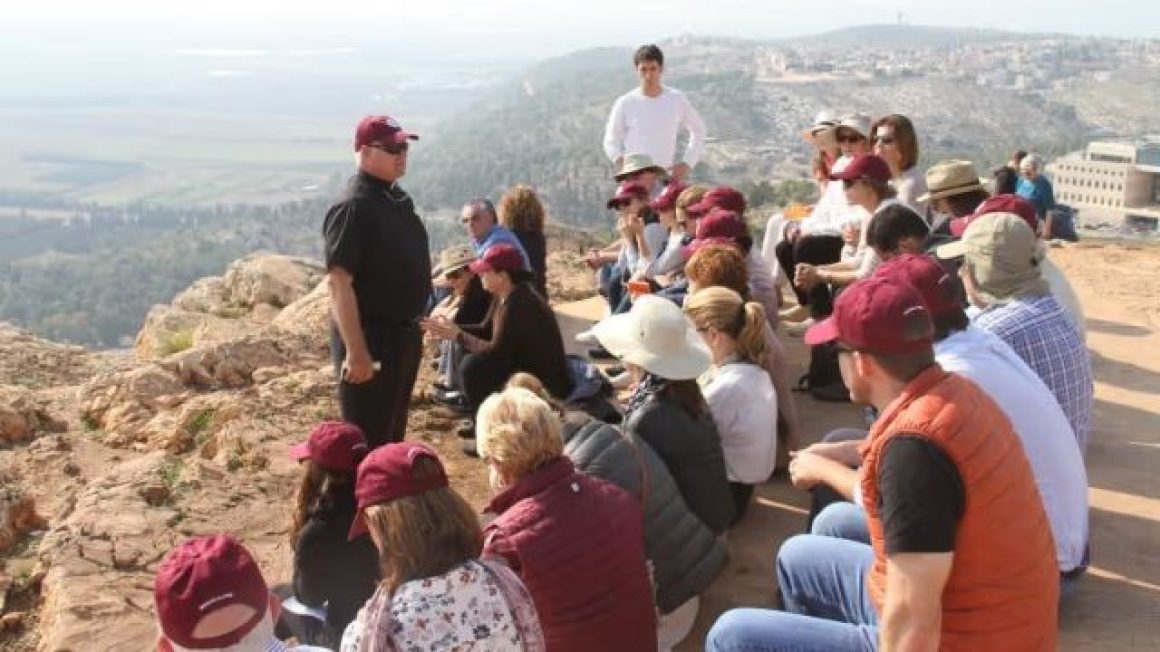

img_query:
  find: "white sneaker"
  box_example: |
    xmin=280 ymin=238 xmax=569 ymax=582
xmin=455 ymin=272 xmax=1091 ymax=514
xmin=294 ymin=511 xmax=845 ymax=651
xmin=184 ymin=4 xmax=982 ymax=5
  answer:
xmin=779 ymin=304 xmax=810 ymax=322
xmin=784 ymin=318 xmax=815 ymax=337
xmin=575 ymin=329 xmax=598 ymax=345
xmin=609 ymin=371 xmax=633 ymax=390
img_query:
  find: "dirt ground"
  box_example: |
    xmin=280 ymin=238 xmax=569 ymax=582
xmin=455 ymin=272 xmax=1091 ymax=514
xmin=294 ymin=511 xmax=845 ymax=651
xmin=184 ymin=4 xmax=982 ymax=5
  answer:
xmin=438 ymin=241 xmax=1160 ymax=651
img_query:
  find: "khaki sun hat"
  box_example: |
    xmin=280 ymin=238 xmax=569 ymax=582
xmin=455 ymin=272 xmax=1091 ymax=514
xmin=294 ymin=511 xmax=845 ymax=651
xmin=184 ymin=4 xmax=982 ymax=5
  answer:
xmin=614 ymin=153 xmax=669 ymax=182
xmin=936 ymin=212 xmax=1048 ymax=304
xmin=801 ymin=110 xmax=838 ymax=148
xmin=591 ymin=294 xmax=711 ymax=380
xmin=432 ymin=244 xmax=477 ymax=286
xmin=918 ymin=159 xmax=986 ymax=203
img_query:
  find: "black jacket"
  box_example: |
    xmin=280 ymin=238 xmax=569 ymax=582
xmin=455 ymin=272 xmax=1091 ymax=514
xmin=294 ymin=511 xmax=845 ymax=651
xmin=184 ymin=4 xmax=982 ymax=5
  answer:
xmin=513 ymin=228 xmax=549 ymax=301
xmin=625 ymin=393 xmax=735 ymax=534
xmin=293 ymin=489 xmax=380 ymax=646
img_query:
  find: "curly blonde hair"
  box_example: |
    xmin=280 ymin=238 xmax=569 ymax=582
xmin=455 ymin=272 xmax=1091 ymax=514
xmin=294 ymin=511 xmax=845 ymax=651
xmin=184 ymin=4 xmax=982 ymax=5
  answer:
xmin=476 ymin=386 xmax=563 ymax=480
xmin=497 ymin=184 xmax=547 ymax=232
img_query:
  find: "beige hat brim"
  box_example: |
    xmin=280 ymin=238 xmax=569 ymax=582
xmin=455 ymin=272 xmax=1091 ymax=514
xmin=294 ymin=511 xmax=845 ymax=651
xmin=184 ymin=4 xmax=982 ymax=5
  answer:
xmin=614 ymin=165 xmax=668 ymax=182
xmin=918 ymin=181 xmax=987 ymax=204
xmin=591 ymin=311 xmax=711 ymax=381
xmin=935 ymin=240 xmax=967 ymax=260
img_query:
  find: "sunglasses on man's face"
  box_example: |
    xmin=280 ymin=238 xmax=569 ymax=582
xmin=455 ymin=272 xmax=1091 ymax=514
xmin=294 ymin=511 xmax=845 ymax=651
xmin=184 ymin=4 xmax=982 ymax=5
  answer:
xmin=370 ymin=142 xmax=409 ymax=156
xmin=842 ymin=178 xmax=862 ymax=190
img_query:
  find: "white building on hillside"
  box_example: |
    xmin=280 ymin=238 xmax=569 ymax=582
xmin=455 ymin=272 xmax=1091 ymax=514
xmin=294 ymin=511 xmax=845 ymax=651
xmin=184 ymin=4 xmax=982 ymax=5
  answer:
xmin=1049 ymin=141 xmax=1160 ymax=232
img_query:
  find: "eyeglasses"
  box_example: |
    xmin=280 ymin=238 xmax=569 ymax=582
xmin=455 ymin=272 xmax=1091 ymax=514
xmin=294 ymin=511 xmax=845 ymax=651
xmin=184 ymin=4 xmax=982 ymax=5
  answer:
xmin=841 ymin=178 xmax=862 ymax=189
xmin=837 ymin=133 xmax=865 ymax=144
xmin=446 ymin=269 xmax=465 ymax=281
xmin=460 ymin=213 xmax=483 ymax=225
xmin=370 ymin=142 xmax=409 ymax=156
xmin=875 ymin=136 xmax=896 ymax=145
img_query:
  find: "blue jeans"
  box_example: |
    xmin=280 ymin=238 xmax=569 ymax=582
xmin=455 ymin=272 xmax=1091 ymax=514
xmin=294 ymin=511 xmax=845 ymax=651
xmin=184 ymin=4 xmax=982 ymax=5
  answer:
xmin=706 ymin=535 xmax=879 ymax=651
xmin=811 ymin=502 xmax=871 ymax=544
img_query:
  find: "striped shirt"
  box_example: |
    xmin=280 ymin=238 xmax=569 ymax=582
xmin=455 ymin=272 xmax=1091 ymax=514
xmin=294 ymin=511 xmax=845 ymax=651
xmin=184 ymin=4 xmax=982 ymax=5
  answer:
xmin=973 ymin=294 xmax=1094 ymax=451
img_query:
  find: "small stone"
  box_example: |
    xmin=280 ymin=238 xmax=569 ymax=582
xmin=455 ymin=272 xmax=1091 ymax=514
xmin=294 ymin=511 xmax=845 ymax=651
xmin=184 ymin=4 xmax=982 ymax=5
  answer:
xmin=0 ymin=612 xmax=23 ymax=631
xmin=62 ymin=462 xmax=81 ymax=477
xmin=138 ymin=483 xmax=170 ymax=507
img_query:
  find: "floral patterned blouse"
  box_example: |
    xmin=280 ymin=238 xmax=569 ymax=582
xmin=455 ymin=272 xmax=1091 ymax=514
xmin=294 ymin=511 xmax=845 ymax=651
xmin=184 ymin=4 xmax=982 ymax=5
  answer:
xmin=341 ymin=559 xmax=545 ymax=652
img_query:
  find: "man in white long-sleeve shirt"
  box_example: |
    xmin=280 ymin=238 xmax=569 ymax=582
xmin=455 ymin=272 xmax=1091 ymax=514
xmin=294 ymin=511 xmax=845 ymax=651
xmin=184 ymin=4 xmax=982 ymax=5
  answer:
xmin=603 ymin=44 xmax=706 ymax=182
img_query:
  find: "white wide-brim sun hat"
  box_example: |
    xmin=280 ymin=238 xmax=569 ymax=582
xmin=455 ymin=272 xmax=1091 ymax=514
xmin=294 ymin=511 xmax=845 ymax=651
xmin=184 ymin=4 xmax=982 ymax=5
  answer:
xmin=591 ymin=295 xmax=711 ymax=381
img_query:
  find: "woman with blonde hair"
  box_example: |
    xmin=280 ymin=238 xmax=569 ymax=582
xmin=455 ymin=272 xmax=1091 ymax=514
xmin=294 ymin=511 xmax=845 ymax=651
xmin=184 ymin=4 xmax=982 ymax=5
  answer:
xmin=341 ymin=442 xmax=544 ymax=651
xmin=478 ymin=386 xmax=657 ymax=652
xmin=497 ymin=184 xmax=549 ymax=299
xmin=684 ymin=286 xmax=778 ymax=522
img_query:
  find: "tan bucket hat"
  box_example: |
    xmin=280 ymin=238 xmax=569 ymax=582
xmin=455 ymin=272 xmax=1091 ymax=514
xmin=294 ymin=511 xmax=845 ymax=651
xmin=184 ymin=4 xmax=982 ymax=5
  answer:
xmin=437 ymin=244 xmax=476 ymax=280
xmin=936 ymin=213 xmax=1048 ymax=304
xmin=614 ymin=153 xmax=669 ymax=182
xmin=918 ymin=159 xmax=986 ymax=203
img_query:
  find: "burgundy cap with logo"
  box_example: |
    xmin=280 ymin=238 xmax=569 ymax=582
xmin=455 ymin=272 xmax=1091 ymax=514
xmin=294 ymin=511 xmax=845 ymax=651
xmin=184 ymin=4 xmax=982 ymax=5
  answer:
xmin=354 ymin=115 xmax=419 ymax=151
xmin=469 ymin=243 xmax=526 ymax=275
xmin=950 ymin=193 xmax=1038 ymax=237
xmin=155 ymin=535 xmax=270 ymax=649
xmin=349 ymin=442 xmax=449 ymax=540
xmin=686 ymin=186 xmax=747 ymax=216
xmin=682 ymin=209 xmax=751 ymax=259
xmin=875 ymin=254 xmax=961 ymax=318
xmin=606 ymin=181 xmax=649 ymax=209
xmin=829 ymin=154 xmax=892 ymax=185
xmin=648 ymin=181 xmax=688 ymax=212
xmin=805 ymin=277 xmax=934 ymax=354
xmin=290 ymin=421 xmax=368 ymax=473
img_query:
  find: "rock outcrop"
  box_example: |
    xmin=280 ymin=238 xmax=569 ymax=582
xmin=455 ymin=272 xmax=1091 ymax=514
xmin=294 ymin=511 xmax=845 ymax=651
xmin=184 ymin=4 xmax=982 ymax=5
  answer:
xmin=0 ymin=385 xmax=67 ymax=445
xmin=135 ymin=253 xmax=324 ymax=360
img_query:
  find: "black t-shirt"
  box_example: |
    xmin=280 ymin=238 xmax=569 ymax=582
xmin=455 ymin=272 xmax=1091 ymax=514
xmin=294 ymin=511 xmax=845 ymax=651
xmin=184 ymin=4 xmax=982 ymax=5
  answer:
xmin=454 ymin=275 xmax=492 ymax=328
xmin=322 ymin=171 xmax=432 ymax=327
xmin=877 ymin=435 xmax=965 ymax=555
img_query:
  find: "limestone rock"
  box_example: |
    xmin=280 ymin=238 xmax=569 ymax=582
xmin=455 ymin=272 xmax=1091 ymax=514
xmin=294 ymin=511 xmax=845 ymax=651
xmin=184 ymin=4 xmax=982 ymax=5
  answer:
xmin=0 ymin=385 xmax=67 ymax=445
xmin=0 ymin=469 xmax=47 ymax=553
xmin=271 ymin=279 xmax=330 ymax=348
xmin=223 ymin=253 xmax=323 ymax=310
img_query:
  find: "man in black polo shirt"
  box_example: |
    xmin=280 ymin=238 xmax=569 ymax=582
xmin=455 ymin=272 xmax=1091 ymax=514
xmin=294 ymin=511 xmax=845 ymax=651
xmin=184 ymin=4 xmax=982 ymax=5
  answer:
xmin=323 ymin=115 xmax=431 ymax=448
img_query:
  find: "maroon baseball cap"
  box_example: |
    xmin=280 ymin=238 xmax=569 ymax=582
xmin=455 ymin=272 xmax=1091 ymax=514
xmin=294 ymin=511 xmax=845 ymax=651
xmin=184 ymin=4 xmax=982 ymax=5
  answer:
xmin=607 ymin=181 xmax=649 ymax=209
xmin=950 ymin=193 xmax=1038 ymax=237
xmin=469 ymin=243 xmax=525 ymax=275
xmin=290 ymin=421 xmax=368 ymax=473
xmin=648 ymin=181 xmax=687 ymax=212
xmin=875 ymin=254 xmax=961 ymax=318
xmin=682 ymin=209 xmax=751 ymax=259
xmin=686 ymin=186 xmax=747 ymax=216
xmin=354 ymin=115 xmax=419 ymax=151
xmin=830 ymin=154 xmax=892 ymax=185
xmin=804 ymin=277 xmax=934 ymax=354
xmin=155 ymin=535 xmax=270 ymax=649
xmin=349 ymin=442 xmax=449 ymax=540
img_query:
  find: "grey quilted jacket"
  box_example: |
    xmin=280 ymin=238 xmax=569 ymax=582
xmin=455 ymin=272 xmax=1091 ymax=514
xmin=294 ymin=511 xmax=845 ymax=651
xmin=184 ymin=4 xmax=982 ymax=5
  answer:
xmin=561 ymin=412 xmax=729 ymax=614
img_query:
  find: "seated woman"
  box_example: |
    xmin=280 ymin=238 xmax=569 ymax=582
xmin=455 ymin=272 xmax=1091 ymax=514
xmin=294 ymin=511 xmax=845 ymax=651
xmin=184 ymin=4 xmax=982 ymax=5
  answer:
xmin=498 ymin=184 xmax=550 ymax=300
xmin=477 ymin=386 xmax=658 ymax=652
xmin=685 ymin=243 xmax=799 ymax=467
xmin=422 ymin=243 xmax=572 ymax=450
xmin=592 ymin=295 xmax=735 ymax=533
xmin=428 ymin=245 xmax=491 ymax=408
xmin=793 ymin=154 xmax=906 ymax=300
xmin=342 ymin=442 xmax=544 ymax=651
xmin=684 ymin=286 xmax=778 ymax=523
xmin=507 ymin=373 xmax=728 ymax=651
xmin=284 ymin=421 xmax=379 ymax=648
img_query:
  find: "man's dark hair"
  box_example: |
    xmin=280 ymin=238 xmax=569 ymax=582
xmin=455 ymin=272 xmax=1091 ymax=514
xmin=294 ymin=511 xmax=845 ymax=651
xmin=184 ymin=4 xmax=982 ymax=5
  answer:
xmin=932 ymin=311 xmax=970 ymax=342
xmin=867 ymin=204 xmax=929 ymax=254
xmin=633 ymin=44 xmax=664 ymax=67
xmin=865 ymin=178 xmax=898 ymax=203
xmin=867 ymin=349 xmax=936 ymax=383
xmin=992 ymin=167 xmax=1019 ymax=195
xmin=1011 ymin=149 xmax=1028 ymax=165
xmin=944 ymin=189 xmax=990 ymax=218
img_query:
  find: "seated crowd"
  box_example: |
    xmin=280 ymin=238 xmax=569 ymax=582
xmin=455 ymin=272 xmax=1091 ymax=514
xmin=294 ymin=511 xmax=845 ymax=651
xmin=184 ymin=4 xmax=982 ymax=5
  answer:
xmin=152 ymin=88 xmax=1093 ymax=650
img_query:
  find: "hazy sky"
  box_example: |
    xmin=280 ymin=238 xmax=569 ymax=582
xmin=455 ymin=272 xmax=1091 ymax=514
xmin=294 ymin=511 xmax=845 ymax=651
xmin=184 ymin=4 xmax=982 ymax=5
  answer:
xmin=5 ymin=0 xmax=1158 ymax=60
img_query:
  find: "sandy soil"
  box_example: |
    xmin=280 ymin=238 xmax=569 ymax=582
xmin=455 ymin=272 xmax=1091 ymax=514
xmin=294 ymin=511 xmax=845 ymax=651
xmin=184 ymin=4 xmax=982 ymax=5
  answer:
xmin=521 ymin=242 xmax=1160 ymax=651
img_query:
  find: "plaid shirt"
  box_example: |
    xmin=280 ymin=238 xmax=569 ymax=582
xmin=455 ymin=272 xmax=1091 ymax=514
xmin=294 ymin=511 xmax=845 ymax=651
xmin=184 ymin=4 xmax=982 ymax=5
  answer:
xmin=974 ymin=295 xmax=1094 ymax=450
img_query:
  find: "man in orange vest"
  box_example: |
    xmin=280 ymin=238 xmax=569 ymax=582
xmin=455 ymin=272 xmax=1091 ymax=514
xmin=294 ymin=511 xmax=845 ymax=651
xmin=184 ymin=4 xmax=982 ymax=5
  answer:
xmin=706 ymin=277 xmax=1058 ymax=651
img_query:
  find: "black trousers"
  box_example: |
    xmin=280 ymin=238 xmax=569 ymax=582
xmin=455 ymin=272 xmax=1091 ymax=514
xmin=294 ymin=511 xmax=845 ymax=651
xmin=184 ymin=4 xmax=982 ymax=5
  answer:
xmin=459 ymin=350 xmax=516 ymax=419
xmin=331 ymin=323 xmax=423 ymax=449
xmin=774 ymin=234 xmax=845 ymax=317
xmin=729 ymin=482 xmax=755 ymax=526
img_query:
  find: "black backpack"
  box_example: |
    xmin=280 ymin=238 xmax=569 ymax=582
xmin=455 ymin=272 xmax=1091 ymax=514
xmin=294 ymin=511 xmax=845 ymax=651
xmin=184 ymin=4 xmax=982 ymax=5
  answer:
xmin=795 ymin=342 xmax=851 ymax=403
